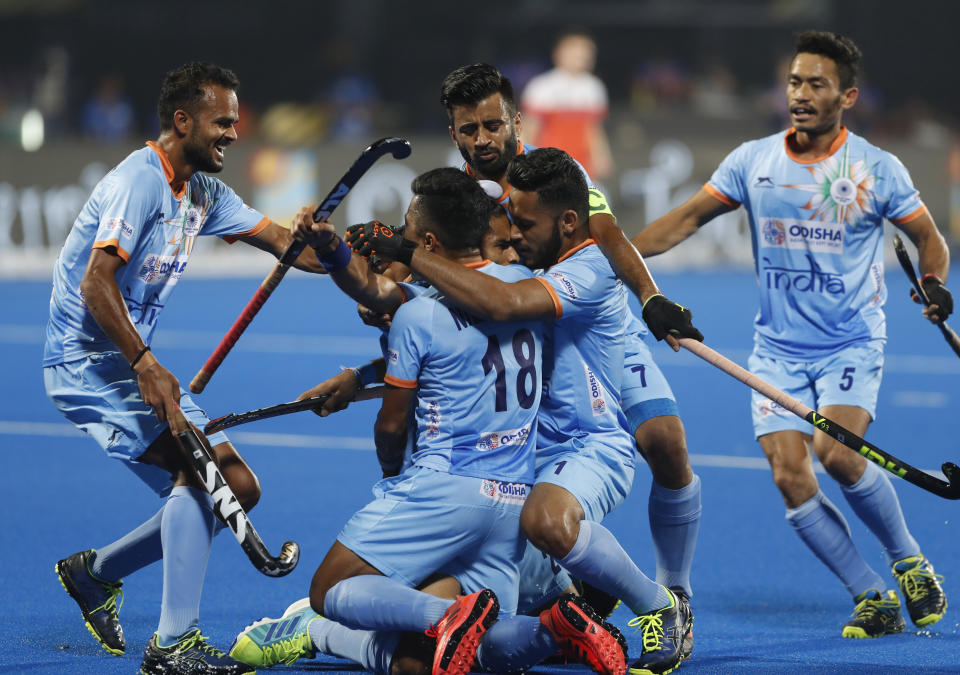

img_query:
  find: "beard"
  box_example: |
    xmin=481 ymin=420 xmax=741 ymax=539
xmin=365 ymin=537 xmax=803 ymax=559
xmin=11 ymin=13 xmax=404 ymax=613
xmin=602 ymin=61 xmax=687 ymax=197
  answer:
xmin=520 ymin=219 xmax=563 ymax=270
xmin=183 ymin=134 xmax=223 ymax=173
xmin=460 ymin=132 xmax=519 ymax=180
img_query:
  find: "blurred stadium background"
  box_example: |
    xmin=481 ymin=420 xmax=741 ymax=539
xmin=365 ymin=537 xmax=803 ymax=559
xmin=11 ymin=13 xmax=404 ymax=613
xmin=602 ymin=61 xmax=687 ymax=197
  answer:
xmin=0 ymin=0 xmax=957 ymax=277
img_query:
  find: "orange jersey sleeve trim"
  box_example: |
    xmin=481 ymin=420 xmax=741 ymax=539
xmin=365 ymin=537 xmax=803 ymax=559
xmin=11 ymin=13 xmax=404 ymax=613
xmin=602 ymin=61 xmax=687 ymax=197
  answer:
xmin=534 ymin=276 xmax=563 ymax=319
xmin=222 ymin=216 xmax=271 ymax=244
xmin=384 ymin=374 xmax=418 ymax=389
xmin=146 ymin=141 xmax=187 ymax=199
xmin=891 ymin=204 xmax=928 ymax=225
xmin=92 ymin=238 xmax=131 ymax=262
xmin=703 ymin=183 xmax=739 ymax=207
xmin=557 ymin=238 xmax=596 ymax=264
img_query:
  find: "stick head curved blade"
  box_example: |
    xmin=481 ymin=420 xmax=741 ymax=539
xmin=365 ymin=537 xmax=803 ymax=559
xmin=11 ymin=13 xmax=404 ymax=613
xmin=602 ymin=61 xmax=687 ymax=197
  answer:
xmin=941 ymin=462 xmax=960 ymax=499
xmin=367 ymin=137 xmax=411 ymax=160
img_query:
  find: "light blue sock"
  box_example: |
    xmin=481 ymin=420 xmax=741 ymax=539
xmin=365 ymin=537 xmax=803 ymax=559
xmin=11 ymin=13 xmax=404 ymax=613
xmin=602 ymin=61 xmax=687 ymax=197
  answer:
xmin=785 ymin=490 xmax=885 ymax=599
xmin=558 ymin=520 xmax=669 ymax=615
xmin=309 ymin=617 xmax=400 ymax=675
xmin=156 ymin=486 xmax=216 ymax=644
xmin=475 ymin=615 xmax=557 ymax=672
xmin=840 ymin=461 xmax=920 ymax=565
xmin=648 ymin=474 xmax=701 ymax=597
xmin=90 ymin=505 xmax=165 ymax=582
xmin=324 ymin=575 xmax=449 ymax=632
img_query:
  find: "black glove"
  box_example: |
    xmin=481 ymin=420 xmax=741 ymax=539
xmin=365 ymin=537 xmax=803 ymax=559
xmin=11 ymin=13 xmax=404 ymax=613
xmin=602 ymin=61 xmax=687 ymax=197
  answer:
xmin=345 ymin=220 xmax=417 ymax=266
xmin=911 ymin=275 xmax=953 ymax=321
xmin=641 ymin=294 xmax=704 ymax=342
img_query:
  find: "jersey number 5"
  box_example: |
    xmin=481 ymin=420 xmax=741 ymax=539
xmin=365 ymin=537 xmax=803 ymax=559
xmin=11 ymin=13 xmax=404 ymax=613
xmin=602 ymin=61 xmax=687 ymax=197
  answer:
xmin=482 ymin=329 xmax=537 ymax=412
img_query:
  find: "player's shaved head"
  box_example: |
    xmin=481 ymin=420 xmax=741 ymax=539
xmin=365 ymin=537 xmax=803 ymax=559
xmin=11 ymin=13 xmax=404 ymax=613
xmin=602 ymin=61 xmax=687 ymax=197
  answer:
xmin=440 ymin=64 xmax=516 ymax=123
xmin=507 ymin=148 xmax=589 ymax=224
xmin=794 ymin=30 xmax=861 ymax=90
xmin=410 ymin=168 xmax=494 ymax=252
xmin=158 ymin=61 xmax=240 ymax=130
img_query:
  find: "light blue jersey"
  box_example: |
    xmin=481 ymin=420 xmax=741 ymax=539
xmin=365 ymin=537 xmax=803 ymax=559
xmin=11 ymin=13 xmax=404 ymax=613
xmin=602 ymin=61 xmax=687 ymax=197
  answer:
xmin=706 ymin=127 xmax=927 ymax=360
xmin=384 ymin=262 xmax=543 ymax=484
xmin=43 ymin=142 xmax=267 ymax=366
xmin=533 ymin=241 xmax=635 ymax=465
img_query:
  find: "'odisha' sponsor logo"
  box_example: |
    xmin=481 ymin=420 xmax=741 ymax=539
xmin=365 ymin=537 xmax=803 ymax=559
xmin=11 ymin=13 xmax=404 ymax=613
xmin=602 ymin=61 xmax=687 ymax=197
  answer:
xmin=549 ymin=272 xmax=578 ymax=300
xmin=480 ymin=480 xmax=528 ymax=505
xmin=386 ymin=349 xmax=399 ymax=365
xmin=758 ymin=399 xmax=788 ymax=417
xmin=788 ymin=224 xmax=842 ymax=241
xmin=138 ymin=255 xmax=188 ymax=284
xmin=584 ymin=365 xmax=607 ymax=416
xmin=477 ymin=424 xmax=531 ymax=451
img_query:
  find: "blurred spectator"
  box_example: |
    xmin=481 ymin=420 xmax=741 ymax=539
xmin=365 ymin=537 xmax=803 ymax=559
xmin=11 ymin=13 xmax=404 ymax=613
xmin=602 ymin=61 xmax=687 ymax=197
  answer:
xmin=521 ymin=30 xmax=614 ymax=180
xmin=34 ymin=46 xmax=71 ymax=139
xmin=630 ymin=53 xmax=692 ymax=113
xmin=326 ymin=71 xmax=379 ymax=141
xmin=691 ymin=59 xmax=742 ymax=119
xmin=80 ymin=74 xmax=135 ymax=143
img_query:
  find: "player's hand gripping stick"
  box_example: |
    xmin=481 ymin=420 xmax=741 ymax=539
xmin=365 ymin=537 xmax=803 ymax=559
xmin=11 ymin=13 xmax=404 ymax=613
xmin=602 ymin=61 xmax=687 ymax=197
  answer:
xmin=190 ymin=137 xmax=412 ymax=394
xmin=345 ymin=220 xmax=418 ymax=266
xmin=892 ymin=234 xmax=960 ymax=359
xmin=679 ymin=337 xmax=960 ymax=500
xmin=169 ymin=408 xmax=300 ymax=576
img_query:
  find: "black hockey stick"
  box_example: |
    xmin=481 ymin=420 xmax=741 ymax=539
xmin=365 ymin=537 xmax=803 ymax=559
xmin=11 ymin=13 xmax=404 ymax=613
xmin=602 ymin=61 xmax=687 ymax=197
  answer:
xmin=190 ymin=137 xmax=413 ymax=393
xmin=680 ymin=338 xmax=960 ymax=500
xmin=892 ymin=233 xmax=960 ymax=358
xmin=204 ymin=385 xmax=386 ymax=435
xmin=170 ymin=409 xmax=300 ymax=576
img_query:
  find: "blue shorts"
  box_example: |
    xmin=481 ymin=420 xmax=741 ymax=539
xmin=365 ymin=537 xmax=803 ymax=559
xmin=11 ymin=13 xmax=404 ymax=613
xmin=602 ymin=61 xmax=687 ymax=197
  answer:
xmin=748 ymin=342 xmax=885 ymax=438
xmin=622 ymin=336 xmax=680 ymax=432
xmin=535 ymin=437 xmax=635 ymax=523
xmin=44 ymin=351 xmax=231 ymax=496
xmin=337 ymin=466 xmax=528 ymax=617
xmin=516 ymin=540 xmax=572 ymax=615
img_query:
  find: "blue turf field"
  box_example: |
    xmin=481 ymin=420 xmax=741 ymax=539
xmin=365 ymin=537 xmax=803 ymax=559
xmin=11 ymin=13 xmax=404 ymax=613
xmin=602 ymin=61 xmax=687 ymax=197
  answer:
xmin=2 ymin=266 xmax=959 ymax=674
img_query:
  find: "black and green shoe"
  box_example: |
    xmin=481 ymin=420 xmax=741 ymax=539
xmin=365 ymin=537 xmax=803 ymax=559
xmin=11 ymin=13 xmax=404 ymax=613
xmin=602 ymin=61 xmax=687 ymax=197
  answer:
xmin=627 ymin=588 xmax=693 ymax=675
xmin=892 ymin=555 xmax=947 ymax=628
xmin=140 ymin=630 xmax=254 ymax=675
xmin=841 ymin=589 xmax=905 ymax=638
xmin=55 ymin=549 xmax=125 ymax=655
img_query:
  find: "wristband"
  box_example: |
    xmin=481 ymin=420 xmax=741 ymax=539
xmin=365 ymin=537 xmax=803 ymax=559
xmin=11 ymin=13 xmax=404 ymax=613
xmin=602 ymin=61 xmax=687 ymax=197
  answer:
xmin=130 ymin=345 xmax=151 ymax=370
xmin=358 ymin=361 xmax=380 ymax=387
xmin=921 ymin=273 xmax=943 ymax=285
xmin=316 ymin=237 xmax=352 ymax=272
xmin=641 ymin=293 xmax=664 ymax=310
xmin=346 ymin=367 xmax=363 ymax=389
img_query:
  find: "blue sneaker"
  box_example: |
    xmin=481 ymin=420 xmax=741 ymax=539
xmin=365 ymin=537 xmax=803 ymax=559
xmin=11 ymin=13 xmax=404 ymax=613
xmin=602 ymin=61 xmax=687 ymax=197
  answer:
xmin=140 ymin=630 xmax=253 ymax=675
xmin=56 ymin=549 xmax=125 ymax=655
xmin=229 ymin=597 xmax=318 ymax=667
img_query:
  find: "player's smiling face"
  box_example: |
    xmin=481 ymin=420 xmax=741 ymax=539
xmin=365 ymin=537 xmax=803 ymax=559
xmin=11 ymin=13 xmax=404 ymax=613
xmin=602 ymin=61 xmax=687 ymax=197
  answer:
xmin=508 ymin=189 xmax=565 ymax=270
xmin=183 ymin=84 xmax=239 ymax=173
xmin=786 ymin=53 xmax=857 ymax=135
xmin=449 ymin=93 xmax=521 ymax=181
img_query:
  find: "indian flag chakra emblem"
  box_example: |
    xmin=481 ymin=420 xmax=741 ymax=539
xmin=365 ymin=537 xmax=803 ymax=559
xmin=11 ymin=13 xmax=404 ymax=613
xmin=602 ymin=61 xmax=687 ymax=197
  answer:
xmin=786 ymin=145 xmax=878 ymax=228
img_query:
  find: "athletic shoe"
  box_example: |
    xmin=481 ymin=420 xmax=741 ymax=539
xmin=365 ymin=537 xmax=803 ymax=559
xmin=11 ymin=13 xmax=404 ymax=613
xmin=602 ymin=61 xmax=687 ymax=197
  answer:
xmin=55 ymin=549 xmax=125 ymax=655
xmin=426 ymin=589 xmax=499 ymax=675
xmin=540 ymin=594 xmax=627 ymax=675
xmin=577 ymin=579 xmax=622 ymax=619
xmin=627 ymin=588 xmax=693 ymax=675
xmin=229 ymin=597 xmax=318 ymax=667
xmin=841 ymin=589 xmax=905 ymax=638
xmin=140 ymin=630 xmax=254 ymax=675
xmin=669 ymin=587 xmax=694 ymax=661
xmin=892 ymin=555 xmax=947 ymax=627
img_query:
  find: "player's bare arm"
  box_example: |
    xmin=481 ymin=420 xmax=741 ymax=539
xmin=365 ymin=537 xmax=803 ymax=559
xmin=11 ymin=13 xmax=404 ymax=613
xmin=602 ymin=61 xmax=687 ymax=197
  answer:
xmin=291 ymin=207 xmax=405 ymax=314
xmin=408 ymin=248 xmax=558 ymax=322
xmin=631 ymin=188 xmax=736 ymax=257
xmin=297 ymin=358 xmax=386 ymax=417
xmin=589 ymin=211 xmax=661 ymax=303
xmin=374 ymin=386 xmax=416 ymax=477
xmin=81 ymin=248 xmax=180 ymax=423
xmin=241 ymin=219 xmax=328 ymax=273
xmin=894 ymin=210 xmax=952 ymax=323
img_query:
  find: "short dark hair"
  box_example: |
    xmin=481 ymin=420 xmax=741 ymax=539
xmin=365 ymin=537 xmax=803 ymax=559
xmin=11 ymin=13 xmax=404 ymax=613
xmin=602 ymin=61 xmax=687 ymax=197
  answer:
xmin=157 ymin=61 xmax=240 ymax=130
xmin=440 ymin=64 xmax=516 ymax=123
xmin=794 ymin=30 xmax=861 ymax=90
xmin=507 ymin=148 xmax=588 ymax=223
xmin=411 ymin=168 xmax=494 ymax=251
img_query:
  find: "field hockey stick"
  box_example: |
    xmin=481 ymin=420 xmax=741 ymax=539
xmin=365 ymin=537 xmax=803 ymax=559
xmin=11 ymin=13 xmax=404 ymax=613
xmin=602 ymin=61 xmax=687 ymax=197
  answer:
xmin=678 ymin=338 xmax=960 ymax=500
xmin=169 ymin=408 xmax=300 ymax=576
xmin=190 ymin=137 xmax=413 ymax=394
xmin=892 ymin=233 xmax=960 ymax=359
xmin=204 ymin=385 xmax=386 ymax=434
